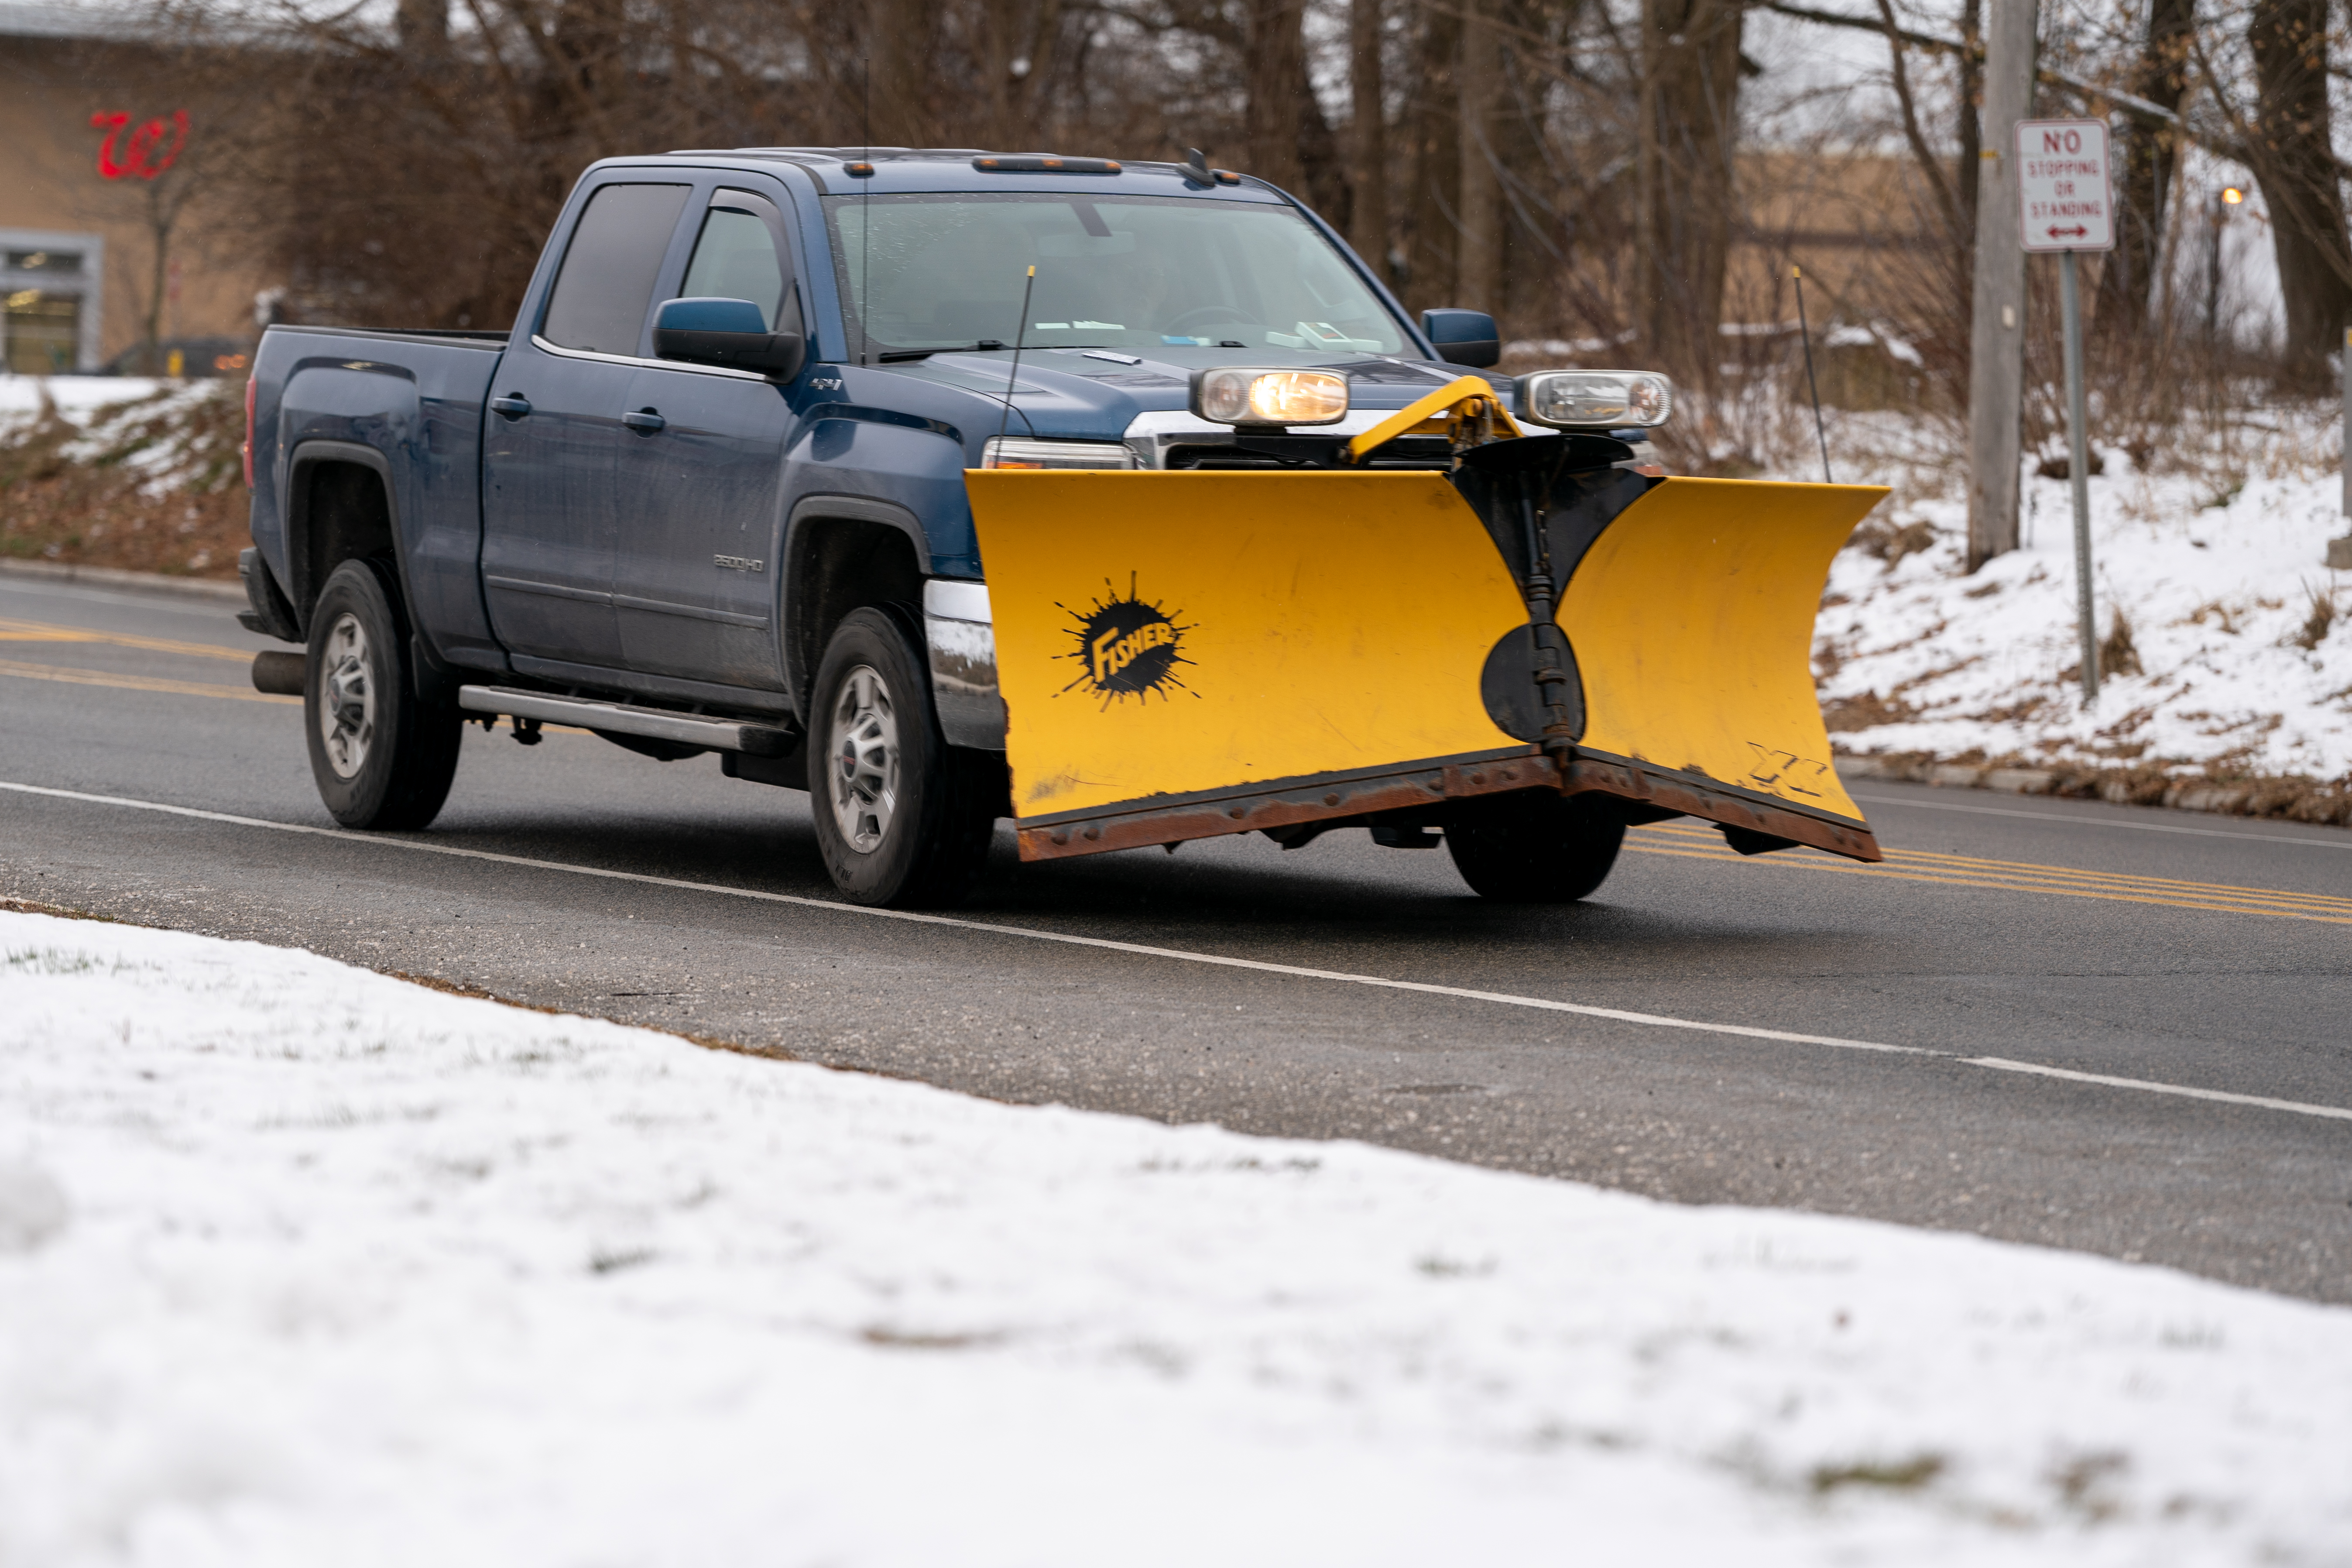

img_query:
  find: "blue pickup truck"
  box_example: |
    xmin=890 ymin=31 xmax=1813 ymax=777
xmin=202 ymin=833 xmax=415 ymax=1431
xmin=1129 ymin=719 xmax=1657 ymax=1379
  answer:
xmin=241 ymin=144 xmax=1883 ymax=908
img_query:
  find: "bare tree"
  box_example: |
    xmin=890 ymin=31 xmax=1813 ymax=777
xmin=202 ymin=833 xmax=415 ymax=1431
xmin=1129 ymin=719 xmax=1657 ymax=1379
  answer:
xmin=1404 ymin=0 xmax=1463 ymax=306
xmin=1243 ymin=0 xmax=1309 ymax=191
xmin=1457 ymin=0 xmax=1505 ymax=311
xmin=2093 ymin=0 xmax=2193 ymax=342
xmin=1350 ymin=0 xmax=1391 ymax=279
xmin=1634 ymin=0 xmax=1746 ymax=379
xmin=2246 ymin=0 xmax=2352 ymax=384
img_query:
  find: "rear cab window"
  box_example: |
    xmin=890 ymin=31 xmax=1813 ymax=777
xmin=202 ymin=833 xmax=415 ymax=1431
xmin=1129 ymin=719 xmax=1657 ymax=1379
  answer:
xmin=541 ymin=183 xmax=692 ymax=355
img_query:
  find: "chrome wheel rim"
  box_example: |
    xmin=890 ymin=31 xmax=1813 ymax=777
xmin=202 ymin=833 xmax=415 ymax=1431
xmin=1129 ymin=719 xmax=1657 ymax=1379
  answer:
xmin=317 ymin=611 xmax=375 ymax=779
xmin=826 ymin=663 xmax=898 ymax=854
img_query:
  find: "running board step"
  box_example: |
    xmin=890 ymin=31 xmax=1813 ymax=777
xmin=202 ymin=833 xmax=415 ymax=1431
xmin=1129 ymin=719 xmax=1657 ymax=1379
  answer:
xmin=456 ymin=686 xmax=799 ymax=756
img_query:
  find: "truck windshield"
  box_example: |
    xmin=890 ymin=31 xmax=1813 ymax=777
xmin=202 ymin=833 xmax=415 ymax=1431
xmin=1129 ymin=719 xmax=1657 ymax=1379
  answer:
xmin=824 ymin=192 xmax=1407 ymax=358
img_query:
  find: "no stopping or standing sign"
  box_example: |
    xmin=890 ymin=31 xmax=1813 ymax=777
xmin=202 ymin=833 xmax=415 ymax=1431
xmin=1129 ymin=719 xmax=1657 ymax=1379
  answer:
xmin=2017 ymin=119 xmax=2115 ymax=252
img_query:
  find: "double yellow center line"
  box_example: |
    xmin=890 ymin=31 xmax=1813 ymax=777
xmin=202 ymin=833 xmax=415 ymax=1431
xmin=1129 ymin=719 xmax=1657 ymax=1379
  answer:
xmin=0 ymin=616 xmax=297 ymax=705
xmin=0 ymin=616 xmax=256 ymax=663
xmin=1629 ymin=821 xmax=2352 ymax=926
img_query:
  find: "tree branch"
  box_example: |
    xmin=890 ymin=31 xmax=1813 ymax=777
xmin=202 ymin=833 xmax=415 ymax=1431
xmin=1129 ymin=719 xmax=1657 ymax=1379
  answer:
xmin=1874 ymin=0 xmax=1960 ymax=237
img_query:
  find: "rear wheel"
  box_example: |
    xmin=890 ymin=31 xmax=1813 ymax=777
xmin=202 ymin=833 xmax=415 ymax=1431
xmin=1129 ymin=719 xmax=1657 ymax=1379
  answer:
xmin=303 ymin=559 xmax=461 ymax=830
xmin=809 ymin=607 xmax=995 ymax=907
xmin=1445 ymin=790 xmax=1624 ymax=903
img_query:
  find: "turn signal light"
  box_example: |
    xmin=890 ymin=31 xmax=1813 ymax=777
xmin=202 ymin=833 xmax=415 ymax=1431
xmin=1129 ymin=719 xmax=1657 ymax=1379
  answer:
xmin=980 ymin=437 xmax=1137 ymax=470
xmin=1191 ymin=367 xmax=1349 ymax=426
xmin=1516 ymin=370 xmax=1674 ymax=429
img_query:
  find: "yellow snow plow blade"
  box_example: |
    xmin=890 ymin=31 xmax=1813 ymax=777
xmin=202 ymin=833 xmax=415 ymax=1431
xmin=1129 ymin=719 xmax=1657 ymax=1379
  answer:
xmin=1560 ymin=476 xmax=1889 ymax=830
xmin=967 ymin=469 xmax=1531 ymax=856
xmin=966 ymin=465 xmax=1887 ymax=863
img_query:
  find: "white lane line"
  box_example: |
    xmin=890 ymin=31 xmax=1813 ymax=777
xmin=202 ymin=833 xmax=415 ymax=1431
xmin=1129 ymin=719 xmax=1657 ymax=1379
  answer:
xmin=9 ymin=779 xmax=2352 ymax=1127
xmin=1966 ymin=1057 xmax=2352 ymax=1123
xmin=1849 ymin=790 xmax=2352 ymax=850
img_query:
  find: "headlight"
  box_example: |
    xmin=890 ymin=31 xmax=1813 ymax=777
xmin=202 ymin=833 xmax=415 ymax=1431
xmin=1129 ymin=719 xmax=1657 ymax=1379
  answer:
xmin=981 ymin=437 xmax=1137 ymax=470
xmin=1515 ymin=370 xmax=1674 ymax=429
xmin=1190 ymin=367 xmax=1350 ymax=426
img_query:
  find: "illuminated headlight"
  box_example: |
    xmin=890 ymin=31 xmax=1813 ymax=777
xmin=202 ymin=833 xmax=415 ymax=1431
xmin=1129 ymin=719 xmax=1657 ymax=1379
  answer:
xmin=1190 ymin=367 xmax=1350 ymax=426
xmin=1515 ymin=370 xmax=1674 ymax=429
xmin=981 ymin=437 xmax=1137 ymax=470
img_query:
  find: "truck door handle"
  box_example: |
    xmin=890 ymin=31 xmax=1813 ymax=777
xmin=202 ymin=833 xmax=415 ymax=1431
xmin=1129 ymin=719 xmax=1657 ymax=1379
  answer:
xmin=621 ymin=408 xmax=666 ymax=434
xmin=490 ymin=395 xmax=532 ymax=419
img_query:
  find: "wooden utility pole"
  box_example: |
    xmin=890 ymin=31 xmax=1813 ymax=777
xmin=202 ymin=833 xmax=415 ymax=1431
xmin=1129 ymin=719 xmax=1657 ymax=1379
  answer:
xmin=1965 ymin=0 xmax=2036 ymax=571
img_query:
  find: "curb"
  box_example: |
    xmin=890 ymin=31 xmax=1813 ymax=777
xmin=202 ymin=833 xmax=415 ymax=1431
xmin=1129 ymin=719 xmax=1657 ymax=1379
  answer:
xmin=0 ymin=558 xmax=245 ymax=603
xmin=1836 ymin=752 xmax=2352 ymax=830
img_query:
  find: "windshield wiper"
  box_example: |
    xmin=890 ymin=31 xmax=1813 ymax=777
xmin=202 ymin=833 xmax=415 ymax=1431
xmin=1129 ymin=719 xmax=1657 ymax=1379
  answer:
xmin=877 ymin=340 xmax=1006 ymax=362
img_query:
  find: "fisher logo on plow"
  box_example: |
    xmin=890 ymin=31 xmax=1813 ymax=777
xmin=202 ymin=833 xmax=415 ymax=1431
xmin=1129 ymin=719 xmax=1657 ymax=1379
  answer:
xmin=1060 ymin=575 xmax=1196 ymax=706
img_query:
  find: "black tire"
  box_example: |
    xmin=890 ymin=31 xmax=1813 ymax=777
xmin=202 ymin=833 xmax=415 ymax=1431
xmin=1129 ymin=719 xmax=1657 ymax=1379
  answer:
xmin=1445 ymin=790 xmax=1625 ymax=903
xmin=808 ymin=607 xmax=996 ymax=907
xmin=302 ymin=559 xmax=462 ymax=830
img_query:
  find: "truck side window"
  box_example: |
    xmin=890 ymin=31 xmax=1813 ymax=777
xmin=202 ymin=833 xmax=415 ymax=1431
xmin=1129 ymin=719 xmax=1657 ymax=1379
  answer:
xmin=680 ymin=191 xmax=792 ymax=330
xmin=541 ymin=182 xmax=691 ymax=356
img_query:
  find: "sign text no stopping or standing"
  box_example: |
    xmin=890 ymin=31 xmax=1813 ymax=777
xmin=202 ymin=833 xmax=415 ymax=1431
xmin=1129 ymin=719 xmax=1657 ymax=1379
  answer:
xmin=2015 ymin=118 xmax=2115 ymax=702
xmin=2017 ymin=119 xmax=2115 ymax=255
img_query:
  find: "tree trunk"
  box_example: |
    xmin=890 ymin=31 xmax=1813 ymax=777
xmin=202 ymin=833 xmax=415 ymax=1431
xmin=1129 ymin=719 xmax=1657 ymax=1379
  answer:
xmin=1489 ymin=0 xmax=1550 ymax=326
xmin=2249 ymin=0 xmax=2352 ymax=386
xmin=1245 ymin=0 xmax=1308 ymax=193
xmin=1294 ymin=26 xmax=1350 ymax=222
xmin=396 ymin=0 xmax=447 ymax=55
xmin=2092 ymin=0 xmax=2191 ymax=341
xmin=871 ymin=0 xmax=940 ymax=149
xmin=1405 ymin=1 xmax=1462 ymax=309
xmin=1350 ymin=0 xmax=1391 ymax=280
xmin=1634 ymin=0 xmax=1745 ymax=381
xmin=144 ymin=189 xmax=169 ymax=374
xmin=1456 ymin=0 xmax=1503 ymax=313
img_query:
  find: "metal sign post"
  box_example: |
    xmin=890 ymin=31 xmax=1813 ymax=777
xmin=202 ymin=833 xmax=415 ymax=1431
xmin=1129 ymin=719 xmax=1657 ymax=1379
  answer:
xmin=2018 ymin=118 xmax=2116 ymax=702
xmin=2334 ymin=328 xmax=2352 ymax=570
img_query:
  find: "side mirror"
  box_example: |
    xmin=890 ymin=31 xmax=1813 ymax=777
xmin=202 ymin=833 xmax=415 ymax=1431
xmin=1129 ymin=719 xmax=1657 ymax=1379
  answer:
xmin=1420 ymin=308 xmax=1500 ymax=369
xmin=653 ymin=297 xmax=805 ymax=378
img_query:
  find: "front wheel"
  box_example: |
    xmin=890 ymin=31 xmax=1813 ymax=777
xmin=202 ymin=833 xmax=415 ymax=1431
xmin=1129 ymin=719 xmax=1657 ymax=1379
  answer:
xmin=808 ymin=607 xmax=996 ymax=907
xmin=1445 ymin=790 xmax=1625 ymax=903
xmin=303 ymin=559 xmax=462 ymax=830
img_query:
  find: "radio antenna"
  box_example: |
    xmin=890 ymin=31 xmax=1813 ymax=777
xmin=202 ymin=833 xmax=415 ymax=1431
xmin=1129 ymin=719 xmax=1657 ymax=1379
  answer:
xmin=859 ymin=55 xmax=872 ymax=367
xmin=994 ymin=265 xmax=1037 ymax=456
xmin=1792 ymin=264 xmax=1832 ymax=484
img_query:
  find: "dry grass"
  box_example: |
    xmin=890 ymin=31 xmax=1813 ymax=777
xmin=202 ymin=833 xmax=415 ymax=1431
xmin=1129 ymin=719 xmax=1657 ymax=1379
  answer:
xmin=1849 ymin=516 xmax=1938 ymax=572
xmin=2293 ymin=580 xmax=2341 ymax=651
xmin=1841 ymin=751 xmax=2352 ymax=827
xmin=0 ymin=384 xmax=248 ymax=580
xmin=2098 ymin=610 xmax=2146 ymax=679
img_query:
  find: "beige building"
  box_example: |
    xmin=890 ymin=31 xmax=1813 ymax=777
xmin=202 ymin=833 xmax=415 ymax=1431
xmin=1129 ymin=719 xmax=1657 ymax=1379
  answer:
xmin=0 ymin=1 xmax=266 ymax=374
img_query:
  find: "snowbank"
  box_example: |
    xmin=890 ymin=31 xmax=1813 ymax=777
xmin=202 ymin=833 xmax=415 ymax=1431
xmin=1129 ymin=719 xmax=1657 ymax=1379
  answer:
xmin=0 ymin=375 xmax=171 ymax=421
xmin=3 ymin=909 xmax=2349 ymax=1565
xmin=1814 ymin=411 xmax=2352 ymax=781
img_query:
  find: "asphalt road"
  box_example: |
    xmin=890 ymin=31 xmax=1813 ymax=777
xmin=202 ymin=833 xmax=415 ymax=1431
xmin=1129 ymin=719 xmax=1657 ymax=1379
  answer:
xmin=4 ymin=567 xmax=2349 ymax=1303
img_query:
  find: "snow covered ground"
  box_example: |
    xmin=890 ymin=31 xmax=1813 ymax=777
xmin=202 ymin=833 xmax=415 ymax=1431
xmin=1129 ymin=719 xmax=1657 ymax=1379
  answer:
xmin=1810 ymin=405 xmax=2352 ymax=780
xmin=0 ymin=374 xmax=172 ymax=421
xmin=4 ymin=909 xmax=2350 ymax=1566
